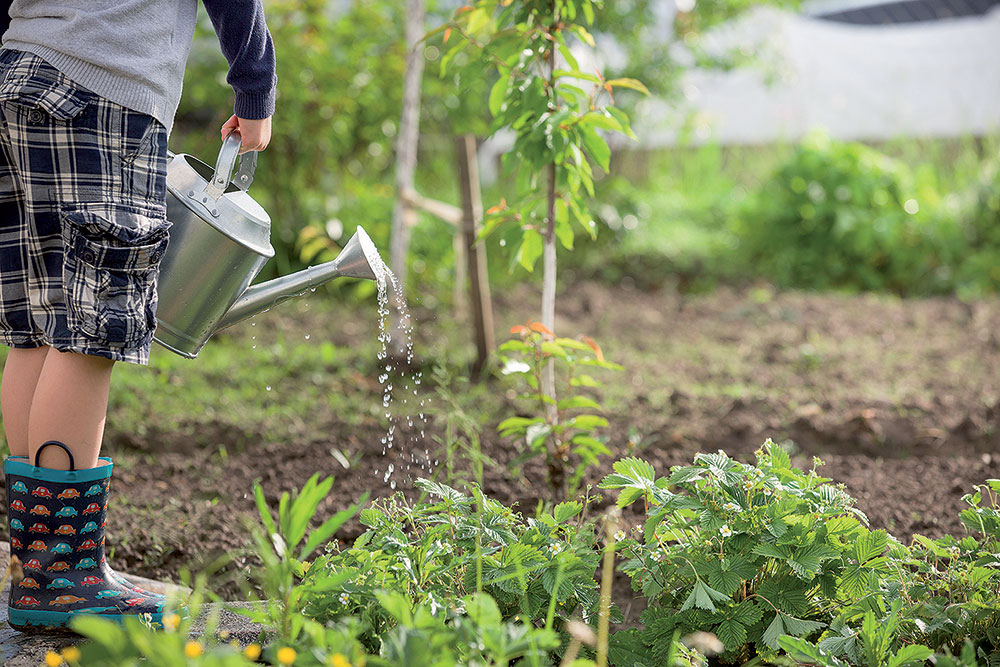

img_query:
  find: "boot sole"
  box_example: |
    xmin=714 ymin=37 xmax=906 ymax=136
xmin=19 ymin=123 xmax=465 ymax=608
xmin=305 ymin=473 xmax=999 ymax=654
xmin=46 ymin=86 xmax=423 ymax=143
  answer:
xmin=8 ymin=607 xmax=164 ymax=630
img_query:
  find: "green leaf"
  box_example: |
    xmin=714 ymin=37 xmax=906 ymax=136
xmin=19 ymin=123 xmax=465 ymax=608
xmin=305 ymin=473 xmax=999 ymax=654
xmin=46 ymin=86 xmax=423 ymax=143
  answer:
xmin=913 ymin=533 xmax=951 ymax=558
xmin=297 ymin=494 xmax=366 ymax=560
xmin=553 ymin=501 xmax=582 ymax=523
xmin=608 ymin=629 xmax=654 ymax=667
xmin=570 ymin=374 xmax=600 ymax=387
xmin=716 ymin=618 xmax=748 ymax=653
xmin=778 ymin=636 xmax=846 ymax=666
xmin=606 ymin=78 xmax=650 ymax=95
xmin=680 ymin=579 xmax=729 ymax=612
xmin=253 ymin=482 xmax=277 ymax=536
xmin=853 ymin=529 xmax=888 ymax=564
xmin=762 ymin=612 xmax=825 ymax=649
xmin=789 ymin=543 xmax=839 ymax=580
xmin=887 ymin=644 xmax=934 ymax=667
xmin=578 ymin=125 xmax=610 ymax=172
xmin=498 ymin=416 xmax=542 ymax=435
xmin=558 ymin=396 xmax=601 ymax=411
xmin=565 ymin=414 xmax=609 ymax=430
xmin=753 ymin=542 xmax=793 ymax=560
xmin=708 ymin=555 xmax=757 ymax=595
xmin=516 ymin=227 xmax=543 ymax=272
xmin=463 ymin=592 xmax=502 ymax=627
xmin=489 ymin=72 xmax=511 ymax=117
xmin=612 ymin=457 xmax=656 ymax=484
xmin=767 ymin=440 xmax=792 ymax=469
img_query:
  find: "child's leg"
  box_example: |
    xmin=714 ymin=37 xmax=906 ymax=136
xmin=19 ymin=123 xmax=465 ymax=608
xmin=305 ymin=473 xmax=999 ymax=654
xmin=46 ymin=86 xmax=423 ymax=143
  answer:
xmin=0 ymin=345 xmax=50 ymax=457
xmin=27 ymin=349 xmax=114 ymax=470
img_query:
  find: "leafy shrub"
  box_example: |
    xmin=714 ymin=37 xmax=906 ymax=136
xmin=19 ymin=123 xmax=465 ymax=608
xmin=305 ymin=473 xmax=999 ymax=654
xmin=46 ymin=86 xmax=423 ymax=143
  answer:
xmin=734 ymin=133 xmax=958 ymax=294
xmin=601 ymin=443 xmax=1000 ymax=665
xmin=603 ymin=441 xmax=880 ymax=663
xmin=303 ymin=478 xmax=616 ymax=647
xmin=954 ymin=158 xmax=1000 ymax=297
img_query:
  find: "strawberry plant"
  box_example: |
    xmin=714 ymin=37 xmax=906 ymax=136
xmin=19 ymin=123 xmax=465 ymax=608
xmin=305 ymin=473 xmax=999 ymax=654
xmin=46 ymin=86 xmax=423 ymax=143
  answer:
xmin=601 ymin=440 xmax=890 ymax=663
xmin=299 ymin=477 xmax=619 ymax=655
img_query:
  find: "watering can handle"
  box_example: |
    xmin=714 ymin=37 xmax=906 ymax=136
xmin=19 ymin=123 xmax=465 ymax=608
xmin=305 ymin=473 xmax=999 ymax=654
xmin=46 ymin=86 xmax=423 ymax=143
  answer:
xmin=204 ymin=130 xmax=257 ymax=199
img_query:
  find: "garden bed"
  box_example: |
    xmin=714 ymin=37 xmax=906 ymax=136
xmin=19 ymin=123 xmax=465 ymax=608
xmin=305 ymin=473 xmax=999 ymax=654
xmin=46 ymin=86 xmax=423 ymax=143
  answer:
xmin=5 ymin=282 xmax=991 ymax=604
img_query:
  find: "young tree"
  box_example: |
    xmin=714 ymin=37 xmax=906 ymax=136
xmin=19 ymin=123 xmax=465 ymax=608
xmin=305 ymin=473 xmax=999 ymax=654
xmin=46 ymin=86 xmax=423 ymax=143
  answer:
xmin=440 ymin=0 xmax=643 ymax=410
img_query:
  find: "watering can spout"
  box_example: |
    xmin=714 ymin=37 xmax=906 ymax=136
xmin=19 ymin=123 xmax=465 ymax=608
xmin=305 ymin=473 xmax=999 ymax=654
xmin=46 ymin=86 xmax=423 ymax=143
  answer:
xmin=214 ymin=227 xmax=380 ymax=332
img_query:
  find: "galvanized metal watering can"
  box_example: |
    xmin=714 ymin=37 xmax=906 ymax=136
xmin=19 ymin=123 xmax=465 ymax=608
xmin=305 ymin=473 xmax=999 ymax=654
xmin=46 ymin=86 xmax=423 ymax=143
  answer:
xmin=153 ymin=132 xmax=378 ymax=358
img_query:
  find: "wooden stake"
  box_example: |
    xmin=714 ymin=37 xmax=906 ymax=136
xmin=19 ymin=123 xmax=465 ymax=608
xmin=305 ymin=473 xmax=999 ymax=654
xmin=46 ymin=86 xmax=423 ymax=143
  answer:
xmin=456 ymin=134 xmax=495 ymax=377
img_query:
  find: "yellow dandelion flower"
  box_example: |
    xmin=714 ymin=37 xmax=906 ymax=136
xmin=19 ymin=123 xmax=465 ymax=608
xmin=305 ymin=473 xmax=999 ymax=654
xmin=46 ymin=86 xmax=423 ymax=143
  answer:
xmin=244 ymin=643 xmax=262 ymax=660
xmin=277 ymin=646 xmax=297 ymax=665
xmin=61 ymin=647 xmax=82 ymax=664
xmin=45 ymin=651 xmax=63 ymax=667
xmin=184 ymin=640 xmax=204 ymax=658
xmin=330 ymin=653 xmax=352 ymax=667
xmin=162 ymin=612 xmax=180 ymax=632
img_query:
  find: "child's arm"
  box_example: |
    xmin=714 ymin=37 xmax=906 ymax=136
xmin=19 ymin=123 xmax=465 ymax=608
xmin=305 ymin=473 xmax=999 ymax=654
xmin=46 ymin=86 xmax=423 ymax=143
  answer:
xmin=202 ymin=0 xmax=277 ymax=150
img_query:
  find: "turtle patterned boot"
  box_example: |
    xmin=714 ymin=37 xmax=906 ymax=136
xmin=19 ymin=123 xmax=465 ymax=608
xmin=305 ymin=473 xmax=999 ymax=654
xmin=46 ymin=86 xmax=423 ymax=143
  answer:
xmin=5 ymin=441 xmax=169 ymax=630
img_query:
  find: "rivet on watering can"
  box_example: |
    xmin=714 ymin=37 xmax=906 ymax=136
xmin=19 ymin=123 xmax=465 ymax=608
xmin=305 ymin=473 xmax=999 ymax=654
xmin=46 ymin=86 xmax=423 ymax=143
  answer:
xmin=211 ymin=209 xmax=219 ymax=217
xmin=188 ymin=190 xmax=195 ymax=197
xmin=202 ymin=196 xmax=209 ymax=203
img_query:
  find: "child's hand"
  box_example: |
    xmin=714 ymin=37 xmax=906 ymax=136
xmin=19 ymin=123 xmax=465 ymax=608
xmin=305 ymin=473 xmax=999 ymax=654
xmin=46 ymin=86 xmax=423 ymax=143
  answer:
xmin=220 ymin=115 xmax=271 ymax=153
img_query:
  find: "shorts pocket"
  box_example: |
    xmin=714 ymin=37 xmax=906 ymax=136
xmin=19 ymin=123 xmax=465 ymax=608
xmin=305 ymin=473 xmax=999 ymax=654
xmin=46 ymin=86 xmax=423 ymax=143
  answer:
xmin=61 ymin=207 xmax=171 ymax=348
xmin=0 ymin=69 xmax=89 ymax=122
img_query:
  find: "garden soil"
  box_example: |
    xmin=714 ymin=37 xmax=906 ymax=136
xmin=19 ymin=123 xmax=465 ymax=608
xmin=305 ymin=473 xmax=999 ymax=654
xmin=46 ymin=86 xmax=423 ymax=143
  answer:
xmin=3 ymin=284 xmax=999 ymax=616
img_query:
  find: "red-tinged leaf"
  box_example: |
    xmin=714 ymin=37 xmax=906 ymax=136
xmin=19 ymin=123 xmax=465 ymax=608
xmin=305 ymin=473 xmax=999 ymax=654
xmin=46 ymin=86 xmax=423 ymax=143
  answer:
xmin=486 ymin=198 xmax=507 ymax=215
xmin=443 ymin=27 xmax=452 ymax=43
xmin=582 ymin=336 xmax=604 ymax=361
xmin=510 ymin=325 xmax=526 ymax=335
xmin=456 ymin=5 xmax=473 ymax=15
xmin=530 ymin=322 xmax=555 ymax=338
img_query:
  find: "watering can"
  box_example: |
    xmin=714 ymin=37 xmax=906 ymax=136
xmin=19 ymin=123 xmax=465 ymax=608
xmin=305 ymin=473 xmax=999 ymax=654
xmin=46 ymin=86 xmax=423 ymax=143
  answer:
xmin=152 ymin=131 xmax=379 ymax=359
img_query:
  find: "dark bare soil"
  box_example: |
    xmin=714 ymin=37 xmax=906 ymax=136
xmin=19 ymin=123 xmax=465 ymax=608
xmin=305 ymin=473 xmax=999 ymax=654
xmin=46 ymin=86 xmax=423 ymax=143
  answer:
xmin=4 ymin=284 xmax=1000 ymax=601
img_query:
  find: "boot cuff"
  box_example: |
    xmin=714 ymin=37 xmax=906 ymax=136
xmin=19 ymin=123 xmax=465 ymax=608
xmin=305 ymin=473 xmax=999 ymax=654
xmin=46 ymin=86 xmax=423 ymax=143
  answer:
xmin=4 ymin=456 xmax=113 ymax=482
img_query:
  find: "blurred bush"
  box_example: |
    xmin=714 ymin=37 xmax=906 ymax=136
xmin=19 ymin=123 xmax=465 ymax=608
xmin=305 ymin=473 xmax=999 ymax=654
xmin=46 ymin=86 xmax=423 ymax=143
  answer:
xmin=954 ymin=158 xmax=1000 ymax=297
xmin=732 ymin=133 xmax=959 ymax=295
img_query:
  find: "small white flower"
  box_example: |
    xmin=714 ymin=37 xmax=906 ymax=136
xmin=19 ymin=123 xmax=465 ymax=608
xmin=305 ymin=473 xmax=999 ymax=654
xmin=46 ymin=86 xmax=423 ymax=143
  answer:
xmin=723 ymin=503 xmax=741 ymax=513
xmin=614 ymin=530 xmax=626 ymax=542
xmin=548 ymin=543 xmax=564 ymax=556
xmin=720 ymin=524 xmax=733 ymax=538
xmin=339 ymin=592 xmax=350 ymax=605
xmin=763 ymin=487 xmax=773 ymax=497
xmin=651 ymin=551 xmax=666 ymax=563
xmin=742 ymin=479 xmax=754 ymax=491
xmin=947 ymin=546 xmax=961 ymax=558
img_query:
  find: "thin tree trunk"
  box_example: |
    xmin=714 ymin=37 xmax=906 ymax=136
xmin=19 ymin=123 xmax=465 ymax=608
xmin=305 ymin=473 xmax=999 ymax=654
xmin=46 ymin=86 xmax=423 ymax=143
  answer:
xmin=389 ymin=0 xmax=426 ymax=292
xmin=541 ymin=13 xmax=558 ymax=423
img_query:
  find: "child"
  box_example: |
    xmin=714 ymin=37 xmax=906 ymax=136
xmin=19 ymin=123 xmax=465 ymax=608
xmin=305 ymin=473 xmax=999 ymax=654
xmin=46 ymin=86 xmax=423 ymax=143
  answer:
xmin=0 ymin=0 xmax=277 ymax=629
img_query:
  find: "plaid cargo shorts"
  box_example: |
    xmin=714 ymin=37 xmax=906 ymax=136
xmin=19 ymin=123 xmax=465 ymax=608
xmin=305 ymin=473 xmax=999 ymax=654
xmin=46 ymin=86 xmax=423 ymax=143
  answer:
xmin=0 ymin=49 xmax=170 ymax=365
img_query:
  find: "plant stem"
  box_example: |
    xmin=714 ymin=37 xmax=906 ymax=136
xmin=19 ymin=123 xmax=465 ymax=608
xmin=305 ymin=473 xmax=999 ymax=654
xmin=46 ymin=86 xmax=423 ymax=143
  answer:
xmin=596 ymin=509 xmax=620 ymax=667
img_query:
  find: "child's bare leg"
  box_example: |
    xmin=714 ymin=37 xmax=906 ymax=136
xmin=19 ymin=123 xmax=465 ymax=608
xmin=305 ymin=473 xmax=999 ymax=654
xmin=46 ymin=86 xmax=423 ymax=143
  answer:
xmin=1 ymin=345 xmax=51 ymax=457
xmin=27 ymin=349 xmax=114 ymax=470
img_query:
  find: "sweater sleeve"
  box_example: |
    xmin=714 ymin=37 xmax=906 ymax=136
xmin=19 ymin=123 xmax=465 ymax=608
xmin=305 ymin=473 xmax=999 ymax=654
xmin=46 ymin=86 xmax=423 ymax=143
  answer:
xmin=201 ymin=0 xmax=276 ymax=120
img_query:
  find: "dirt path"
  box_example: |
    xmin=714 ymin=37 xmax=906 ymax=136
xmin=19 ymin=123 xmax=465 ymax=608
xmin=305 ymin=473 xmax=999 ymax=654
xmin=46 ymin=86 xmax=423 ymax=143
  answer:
xmin=3 ymin=284 xmax=998 ymax=598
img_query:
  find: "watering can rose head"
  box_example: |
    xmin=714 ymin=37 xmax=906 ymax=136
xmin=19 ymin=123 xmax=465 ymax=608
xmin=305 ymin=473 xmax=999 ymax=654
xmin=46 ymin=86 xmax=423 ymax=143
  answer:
xmin=152 ymin=132 xmax=380 ymax=359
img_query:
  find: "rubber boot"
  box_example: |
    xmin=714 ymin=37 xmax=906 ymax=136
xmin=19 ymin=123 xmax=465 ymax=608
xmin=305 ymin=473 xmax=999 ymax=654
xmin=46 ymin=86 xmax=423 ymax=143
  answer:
xmin=5 ymin=441 xmax=169 ymax=629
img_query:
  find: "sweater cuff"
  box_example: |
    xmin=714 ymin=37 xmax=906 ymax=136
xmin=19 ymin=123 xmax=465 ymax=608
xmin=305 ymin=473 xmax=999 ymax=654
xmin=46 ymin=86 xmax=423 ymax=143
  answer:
xmin=234 ymin=89 xmax=275 ymax=120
